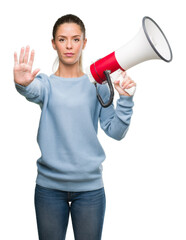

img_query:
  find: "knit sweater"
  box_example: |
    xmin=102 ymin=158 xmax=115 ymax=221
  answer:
xmin=15 ymin=73 xmax=134 ymax=192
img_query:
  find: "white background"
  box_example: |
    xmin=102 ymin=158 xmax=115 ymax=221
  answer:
xmin=1 ymin=0 xmax=186 ymax=239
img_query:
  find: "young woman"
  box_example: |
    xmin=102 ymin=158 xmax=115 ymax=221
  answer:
xmin=14 ymin=14 xmax=136 ymax=240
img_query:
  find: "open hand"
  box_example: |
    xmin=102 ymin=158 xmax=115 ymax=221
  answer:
xmin=14 ymin=46 xmax=40 ymax=86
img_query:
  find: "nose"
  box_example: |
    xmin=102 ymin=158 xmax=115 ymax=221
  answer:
xmin=66 ymin=40 xmax=72 ymax=49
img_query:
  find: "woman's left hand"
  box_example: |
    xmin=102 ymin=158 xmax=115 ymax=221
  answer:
xmin=113 ymin=71 xmax=136 ymax=96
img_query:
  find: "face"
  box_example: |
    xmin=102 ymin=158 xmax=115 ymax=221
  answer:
xmin=52 ymin=23 xmax=87 ymax=66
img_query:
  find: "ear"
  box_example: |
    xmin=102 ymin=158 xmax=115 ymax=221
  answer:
xmin=82 ymin=38 xmax=87 ymax=50
xmin=52 ymin=39 xmax=57 ymax=50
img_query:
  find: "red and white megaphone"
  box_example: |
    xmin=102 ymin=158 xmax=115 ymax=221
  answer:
xmin=86 ymin=16 xmax=173 ymax=107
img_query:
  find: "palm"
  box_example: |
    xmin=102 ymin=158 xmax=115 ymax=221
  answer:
xmin=14 ymin=46 xmax=40 ymax=86
xmin=14 ymin=64 xmax=33 ymax=85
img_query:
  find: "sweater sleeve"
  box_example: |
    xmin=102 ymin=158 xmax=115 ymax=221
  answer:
xmin=15 ymin=73 xmax=49 ymax=106
xmin=98 ymin=84 xmax=134 ymax=141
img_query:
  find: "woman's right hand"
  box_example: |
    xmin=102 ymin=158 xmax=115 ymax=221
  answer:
xmin=14 ymin=46 xmax=40 ymax=86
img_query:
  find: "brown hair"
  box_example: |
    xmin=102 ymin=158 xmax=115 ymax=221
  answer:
xmin=52 ymin=14 xmax=86 ymax=72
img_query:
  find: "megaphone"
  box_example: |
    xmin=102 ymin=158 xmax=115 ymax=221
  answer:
xmin=86 ymin=16 xmax=173 ymax=107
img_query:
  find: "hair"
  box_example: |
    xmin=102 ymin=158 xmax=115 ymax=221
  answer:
xmin=52 ymin=14 xmax=86 ymax=73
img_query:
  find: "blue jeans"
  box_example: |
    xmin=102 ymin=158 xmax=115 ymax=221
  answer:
xmin=34 ymin=184 xmax=106 ymax=240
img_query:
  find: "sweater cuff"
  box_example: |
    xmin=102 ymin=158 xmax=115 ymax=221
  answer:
xmin=15 ymin=82 xmax=33 ymax=91
xmin=15 ymin=80 xmax=38 ymax=94
xmin=118 ymin=95 xmax=134 ymax=107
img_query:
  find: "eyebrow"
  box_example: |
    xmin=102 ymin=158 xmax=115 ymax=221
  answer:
xmin=57 ymin=35 xmax=81 ymax=38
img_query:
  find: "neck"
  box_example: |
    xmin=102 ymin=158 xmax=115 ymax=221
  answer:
xmin=55 ymin=61 xmax=84 ymax=78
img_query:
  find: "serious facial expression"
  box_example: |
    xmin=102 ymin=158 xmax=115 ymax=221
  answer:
xmin=52 ymin=23 xmax=87 ymax=66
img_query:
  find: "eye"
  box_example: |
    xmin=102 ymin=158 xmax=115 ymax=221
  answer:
xmin=59 ymin=38 xmax=65 ymax=42
xmin=74 ymin=38 xmax=80 ymax=42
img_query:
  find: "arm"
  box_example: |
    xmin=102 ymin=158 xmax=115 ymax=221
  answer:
xmin=15 ymin=74 xmax=48 ymax=104
xmin=99 ymin=72 xmax=135 ymax=140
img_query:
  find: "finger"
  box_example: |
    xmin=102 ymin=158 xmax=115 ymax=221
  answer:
xmin=28 ymin=49 xmax=35 ymax=67
xmin=19 ymin=47 xmax=25 ymax=64
xmin=24 ymin=45 xmax=30 ymax=64
xmin=122 ymin=75 xmax=133 ymax=86
xmin=31 ymin=68 xmax=40 ymax=79
xmin=14 ymin=52 xmax=18 ymax=66
xmin=121 ymin=71 xmax=127 ymax=78
xmin=125 ymin=82 xmax=136 ymax=89
xmin=122 ymin=79 xmax=131 ymax=89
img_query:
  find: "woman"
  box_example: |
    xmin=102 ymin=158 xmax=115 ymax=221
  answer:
xmin=14 ymin=14 xmax=136 ymax=240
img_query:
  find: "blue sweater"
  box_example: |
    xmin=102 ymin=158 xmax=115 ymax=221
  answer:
xmin=15 ymin=73 xmax=134 ymax=192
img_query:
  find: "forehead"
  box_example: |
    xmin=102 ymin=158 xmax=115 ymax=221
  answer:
xmin=56 ymin=23 xmax=82 ymax=36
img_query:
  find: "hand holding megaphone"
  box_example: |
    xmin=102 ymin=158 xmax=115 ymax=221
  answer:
xmin=112 ymin=69 xmax=136 ymax=96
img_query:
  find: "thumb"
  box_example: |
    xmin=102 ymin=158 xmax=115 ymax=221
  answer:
xmin=32 ymin=68 xmax=40 ymax=79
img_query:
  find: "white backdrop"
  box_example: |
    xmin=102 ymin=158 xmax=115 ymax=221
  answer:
xmin=1 ymin=0 xmax=186 ymax=239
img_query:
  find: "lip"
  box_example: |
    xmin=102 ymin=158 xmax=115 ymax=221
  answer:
xmin=64 ymin=53 xmax=74 ymax=57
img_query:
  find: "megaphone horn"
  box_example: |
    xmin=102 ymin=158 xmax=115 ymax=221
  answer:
xmin=86 ymin=16 xmax=173 ymax=107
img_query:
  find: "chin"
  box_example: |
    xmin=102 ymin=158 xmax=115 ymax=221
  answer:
xmin=62 ymin=58 xmax=79 ymax=66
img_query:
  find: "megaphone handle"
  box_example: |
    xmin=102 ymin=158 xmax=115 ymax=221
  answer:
xmin=94 ymin=70 xmax=114 ymax=108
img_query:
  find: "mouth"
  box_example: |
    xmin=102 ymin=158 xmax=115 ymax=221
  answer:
xmin=64 ymin=53 xmax=74 ymax=57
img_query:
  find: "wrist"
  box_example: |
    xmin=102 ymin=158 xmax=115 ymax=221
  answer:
xmin=119 ymin=93 xmax=130 ymax=97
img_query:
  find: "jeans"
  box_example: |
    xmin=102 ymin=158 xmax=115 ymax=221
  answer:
xmin=34 ymin=184 xmax=106 ymax=240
